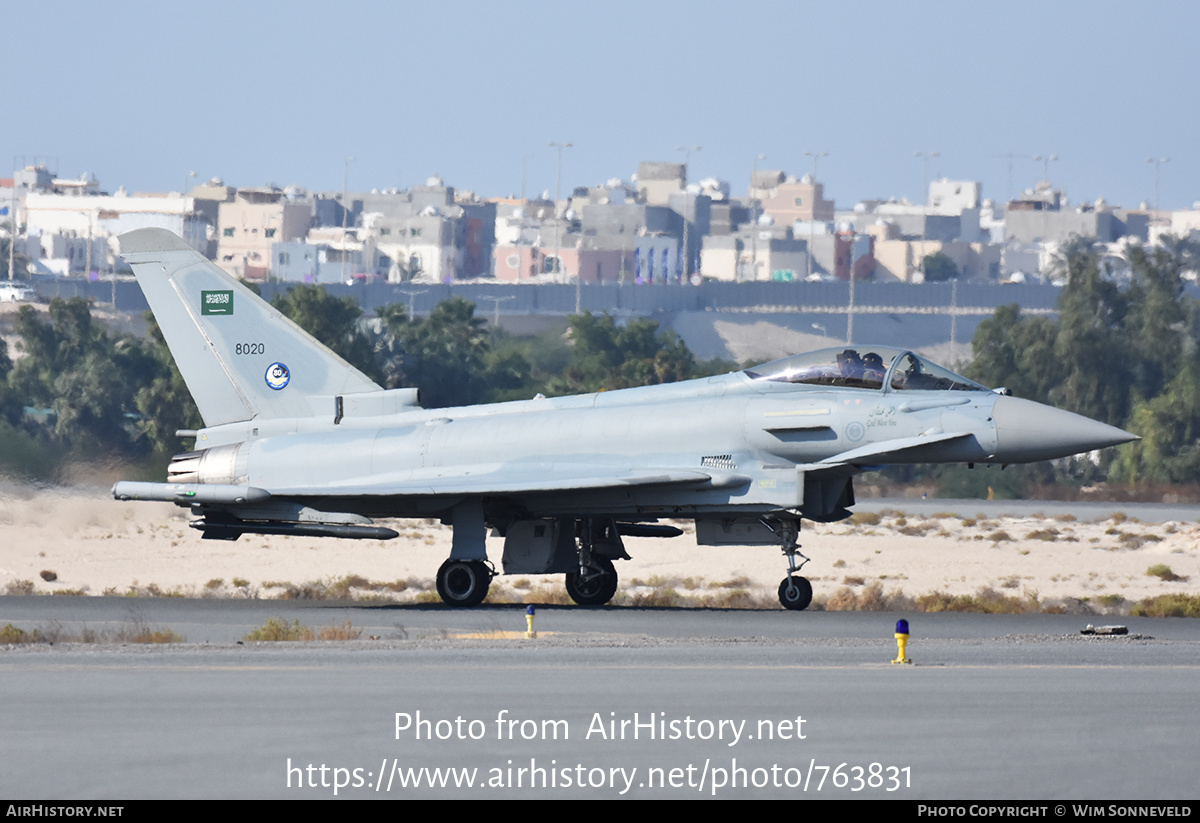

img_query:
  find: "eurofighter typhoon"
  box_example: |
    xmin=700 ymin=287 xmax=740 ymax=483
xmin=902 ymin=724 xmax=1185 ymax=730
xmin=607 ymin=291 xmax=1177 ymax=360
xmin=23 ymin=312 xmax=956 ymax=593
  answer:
xmin=112 ymin=228 xmax=1136 ymax=609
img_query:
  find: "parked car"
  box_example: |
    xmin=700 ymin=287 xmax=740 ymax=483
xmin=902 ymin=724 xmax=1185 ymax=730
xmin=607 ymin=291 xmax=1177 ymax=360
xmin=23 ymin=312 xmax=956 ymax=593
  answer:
xmin=0 ymin=282 xmax=36 ymax=302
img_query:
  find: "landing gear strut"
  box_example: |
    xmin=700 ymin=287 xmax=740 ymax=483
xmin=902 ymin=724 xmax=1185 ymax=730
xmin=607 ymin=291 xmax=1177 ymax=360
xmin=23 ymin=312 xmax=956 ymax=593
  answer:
xmin=436 ymin=559 xmax=493 ymax=607
xmin=564 ymin=519 xmax=623 ymax=606
xmin=565 ymin=557 xmax=618 ymax=605
xmin=763 ymin=518 xmax=813 ymax=611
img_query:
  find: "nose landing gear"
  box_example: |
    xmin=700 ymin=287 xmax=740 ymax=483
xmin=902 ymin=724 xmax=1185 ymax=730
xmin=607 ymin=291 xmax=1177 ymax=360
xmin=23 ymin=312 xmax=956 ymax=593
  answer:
xmin=762 ymin=518 xmax=813 ymax=610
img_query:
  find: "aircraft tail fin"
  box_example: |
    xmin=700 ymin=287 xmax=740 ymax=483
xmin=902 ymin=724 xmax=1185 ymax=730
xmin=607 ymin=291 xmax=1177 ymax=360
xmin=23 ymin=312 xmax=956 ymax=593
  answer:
xmin=119 ymin=228 xmax=381 ymax=426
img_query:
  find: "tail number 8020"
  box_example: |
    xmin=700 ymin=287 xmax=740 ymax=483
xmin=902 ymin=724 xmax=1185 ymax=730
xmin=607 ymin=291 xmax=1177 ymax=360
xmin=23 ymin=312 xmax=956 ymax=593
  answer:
xmin=235 ymin=343 xmax=266 ymax=355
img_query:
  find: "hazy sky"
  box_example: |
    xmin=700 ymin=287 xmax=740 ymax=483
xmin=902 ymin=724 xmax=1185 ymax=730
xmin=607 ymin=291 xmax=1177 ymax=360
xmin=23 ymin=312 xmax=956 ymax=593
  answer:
xmin=8 ymin=0 xmax=1197 ymax=211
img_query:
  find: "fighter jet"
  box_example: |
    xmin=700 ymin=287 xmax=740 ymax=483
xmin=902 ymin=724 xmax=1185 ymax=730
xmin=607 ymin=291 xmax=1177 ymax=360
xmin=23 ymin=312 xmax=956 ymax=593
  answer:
xmin=112 ymin=228 xmax=1136 ymax=610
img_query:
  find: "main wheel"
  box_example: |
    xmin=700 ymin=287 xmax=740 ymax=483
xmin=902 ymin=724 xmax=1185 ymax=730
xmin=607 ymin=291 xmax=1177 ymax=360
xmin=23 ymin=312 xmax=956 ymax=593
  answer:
xmin=436 ymin=559 xmax=491 ymax=607
xmin=565 ymin=557 xmax=618 ymax=606
xmin=778 ymin=575 xmax=813 ymax=611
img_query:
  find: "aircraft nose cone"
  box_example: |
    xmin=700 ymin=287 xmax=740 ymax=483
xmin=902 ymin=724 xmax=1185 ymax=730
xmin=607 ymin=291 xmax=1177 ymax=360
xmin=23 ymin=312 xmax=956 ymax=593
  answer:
xmin=992 ymin=395 xmax=1138 ymax=463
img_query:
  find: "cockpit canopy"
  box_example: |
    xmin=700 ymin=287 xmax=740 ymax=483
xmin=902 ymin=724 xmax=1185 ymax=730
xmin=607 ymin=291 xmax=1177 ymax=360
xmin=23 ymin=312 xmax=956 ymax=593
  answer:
xmin=744 ymin=346 xmax=989 ymax=392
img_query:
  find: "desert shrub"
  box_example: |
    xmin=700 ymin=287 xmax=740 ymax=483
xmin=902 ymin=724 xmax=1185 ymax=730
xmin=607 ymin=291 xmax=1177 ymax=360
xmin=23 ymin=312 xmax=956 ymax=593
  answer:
xmin=917 ymin=587 xmax=1038 ymax=614
xmin=1145 ymin=564 xmax=1185 ymax=582
xmin=1131 ymin=594 xmax=1200 ymax=618
xmin=0 ymin=623 xmax=39 ymax=643
xmin=244 ymin=618 xmax=314 ymax=641
xmin=825 ymin=587 xmax=858 ymax=611
xmin=823 ymin=582 xmax=895 ymax=611
xmin=849 ymin=511 xmax=882 ymax=527
xmin=318 ymin=620 xmax=362 ymax=641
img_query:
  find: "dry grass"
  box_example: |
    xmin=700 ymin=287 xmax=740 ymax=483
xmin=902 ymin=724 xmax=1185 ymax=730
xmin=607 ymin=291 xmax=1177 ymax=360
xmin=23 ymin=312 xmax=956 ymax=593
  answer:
xmin=243 ymin=618 xmax=314 ymax=642
xmin=1132 ymin=594 xmax=1200 ymax=618
xmin=318 ymin=620 xmax=363 ymax=641
xmin=822 ymin=582 xmax=913 ymax=612
xmin=0 ymin=618 xmax=184 ymax=645
xmin=259 ymin=575 xmax=420 ymax=601
xmin=1145 ymin=564 xmax=1187 ymax=582
xmin=917 ymin=587 xmax=1041 ymax=614
xmin=849 ymin=511 xmax=882 ymax=527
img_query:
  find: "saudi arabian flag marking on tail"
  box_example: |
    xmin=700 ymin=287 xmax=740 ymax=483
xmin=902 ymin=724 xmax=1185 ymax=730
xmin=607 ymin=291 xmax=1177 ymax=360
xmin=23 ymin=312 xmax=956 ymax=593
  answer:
xmin=201 ymin=290 xmax=233 ymax=315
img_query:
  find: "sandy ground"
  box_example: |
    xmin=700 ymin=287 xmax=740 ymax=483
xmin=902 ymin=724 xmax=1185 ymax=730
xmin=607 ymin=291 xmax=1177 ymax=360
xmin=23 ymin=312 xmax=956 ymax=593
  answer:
xmin=1 ymin=484 xmax=1198 ymax=610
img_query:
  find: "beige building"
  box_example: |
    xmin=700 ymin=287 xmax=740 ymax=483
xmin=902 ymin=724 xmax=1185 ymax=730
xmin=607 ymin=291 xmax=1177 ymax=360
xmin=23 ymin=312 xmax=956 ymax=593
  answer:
xmin=868 ymin=224 xmax=1000 ymax=282
xmin=636 ymin=162 xmax=685 ymax=206
xmin=701 ymin=227 xmax=809 ymax=282
xmin=754 ymin=172 xmax=835 ymax=225
xmin=24 ymin=189 xmax=207 ymax=274
xmin=370 ymin=212 xmax=458 ymax=283
xmin=216 ymin=188 xmax=311 ymax=279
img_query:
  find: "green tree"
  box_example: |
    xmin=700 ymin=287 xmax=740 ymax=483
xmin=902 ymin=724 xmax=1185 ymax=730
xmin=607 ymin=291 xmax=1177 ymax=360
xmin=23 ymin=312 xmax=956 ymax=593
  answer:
xmin=1046 ymin=238 xmax=1130 ymax=425
xmin=1110 ymin=354 xmax=1200 ymax=485
xmin=548 ymin=312 xmax=699 ymax=395
xmin=1122 ymin=236 xmax=1196 ymax=402
xmin=7 ymin=298 xmax=161 ymax=455
xmin=134 ymin=315 xmax=203 ymax=456
xmin=922 ymin=251 xmax=959 ymax=282
xmin=391 ymin=297 xmax=494 ymax=408
xmin=0 ymin=338 xmax=20 ymax=427
xmin=271 ymin=284 xmax=381 ymax=383
xmin=965 ymin=304 xmax=1059 ymax=402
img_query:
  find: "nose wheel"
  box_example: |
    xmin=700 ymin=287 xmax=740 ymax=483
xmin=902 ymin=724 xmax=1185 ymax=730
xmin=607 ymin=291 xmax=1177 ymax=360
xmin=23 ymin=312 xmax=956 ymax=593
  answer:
xmin=761 ymin=517 xmax=814 ymax=611
xmin=778 ymin=575 xmax=813 ymax=610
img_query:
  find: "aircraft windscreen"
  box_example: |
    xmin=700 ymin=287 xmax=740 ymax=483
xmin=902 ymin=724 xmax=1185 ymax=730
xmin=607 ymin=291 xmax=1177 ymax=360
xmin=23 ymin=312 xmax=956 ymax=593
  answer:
xmin=744 ymin=347 xmax=901 ymax=390
xmin=887 ymin=353 xmax=988 ymax=392
xmin=745 ymin=347 xmax=989 ymax=392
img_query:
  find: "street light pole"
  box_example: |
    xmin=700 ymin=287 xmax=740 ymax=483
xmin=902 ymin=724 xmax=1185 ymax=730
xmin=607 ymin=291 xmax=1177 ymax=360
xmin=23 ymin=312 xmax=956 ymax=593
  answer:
xmin=746 ymin=152 xmax=765 ymax=282
xmin=1033 ymin=153 xmax=1059 ymax=186
xmin=846 ymin=227 xmax=857 ymax=344
xmin=1147 ymin=157 xmax=1169 ymax=211
xmin=6 ymin=186 xmax=15 ymax=282
xmin=915 ymin=151 xmax=939 ymax=279
xmin=342 ymin=156 xmax=354 ymax=284
xmin=804 ymin=150 xmax=828 ymax=281
xmin=675 ymin=145 xmax=701 ymax=284
xmin=1032 ymin=154 xmax=1059 ymax=262
xmin=548 ymin=141 xmax=573 ymax=296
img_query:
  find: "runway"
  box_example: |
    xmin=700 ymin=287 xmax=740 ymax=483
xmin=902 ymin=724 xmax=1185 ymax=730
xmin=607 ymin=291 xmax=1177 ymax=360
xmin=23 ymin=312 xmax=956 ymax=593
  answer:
xmin=2 ymin=600 xmax=1198 ymax=799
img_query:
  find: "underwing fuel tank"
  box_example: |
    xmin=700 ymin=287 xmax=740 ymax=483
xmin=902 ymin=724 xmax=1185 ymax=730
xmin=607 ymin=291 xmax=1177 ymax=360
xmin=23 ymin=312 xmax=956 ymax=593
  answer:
xmin=111 ymin=481 xmax=269 ymax=505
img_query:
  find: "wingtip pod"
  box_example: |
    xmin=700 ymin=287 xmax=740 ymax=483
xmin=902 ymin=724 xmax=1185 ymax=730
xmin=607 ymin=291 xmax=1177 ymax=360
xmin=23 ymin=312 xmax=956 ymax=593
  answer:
xmin=118 ymin=227 xmax=195 ymax=255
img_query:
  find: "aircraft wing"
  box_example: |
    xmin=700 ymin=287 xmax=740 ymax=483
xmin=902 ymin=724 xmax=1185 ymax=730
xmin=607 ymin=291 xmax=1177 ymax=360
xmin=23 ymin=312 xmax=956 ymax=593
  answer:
xmin=247 ymin=466 xmax=750 ymax=499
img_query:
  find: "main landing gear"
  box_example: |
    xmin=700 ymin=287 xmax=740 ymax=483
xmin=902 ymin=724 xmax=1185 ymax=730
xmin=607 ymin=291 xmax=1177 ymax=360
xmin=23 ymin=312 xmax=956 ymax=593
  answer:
xmin=763 ymin=518 xmax=813 ymax=611
xmin=564 ymin=519 xmax=625 ymax=606
xmin=565 ymin=556 xmax=618 ymax=606
xmin=435 ymin=559 xmax=494 ymax=607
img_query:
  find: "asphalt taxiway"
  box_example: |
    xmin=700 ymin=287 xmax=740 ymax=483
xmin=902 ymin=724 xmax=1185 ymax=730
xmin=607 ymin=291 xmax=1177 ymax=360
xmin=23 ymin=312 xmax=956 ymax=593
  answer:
xmin=2 ymin=600 xmax=1198 ymax=799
